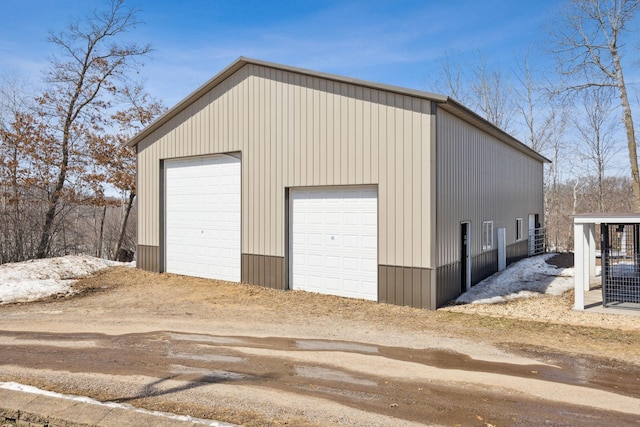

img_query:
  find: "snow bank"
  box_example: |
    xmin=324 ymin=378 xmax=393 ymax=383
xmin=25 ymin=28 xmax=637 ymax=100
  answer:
xmin=0 ymin=253 xmax=576 ymax=307
xmin=0 ymin=382 xmax=232 ymax=426
xmin=456 ymin=253 xmax=574 ymax=304
xmin=0 ymin=255 xmax=130 ymax=304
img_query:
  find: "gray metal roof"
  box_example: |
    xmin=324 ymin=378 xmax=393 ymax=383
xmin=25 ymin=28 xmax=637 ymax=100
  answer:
xmin=127 ymin=56 xmax=550 ymax=164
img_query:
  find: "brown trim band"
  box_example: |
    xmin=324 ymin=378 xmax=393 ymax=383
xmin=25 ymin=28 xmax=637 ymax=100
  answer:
xmin=378 ymin=265 xmax=433 ymax=309
xmin=241 ymin=254 xmax=285 ymax=290
xmin=137 ymin=245 xmax=160 ymax=273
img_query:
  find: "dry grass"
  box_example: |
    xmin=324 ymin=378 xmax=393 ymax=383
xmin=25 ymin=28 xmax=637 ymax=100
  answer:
xmin=56 ymin=267 xmax=640 ymax=365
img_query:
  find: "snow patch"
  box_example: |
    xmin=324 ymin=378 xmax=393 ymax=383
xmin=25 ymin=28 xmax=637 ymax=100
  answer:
xmin=0 ymin=382 xmax=234 ymax=426
xmin=0 ymin=255 xmax=132 ymax=304
xmin=456 ymin=253 xmax=574 ymax=305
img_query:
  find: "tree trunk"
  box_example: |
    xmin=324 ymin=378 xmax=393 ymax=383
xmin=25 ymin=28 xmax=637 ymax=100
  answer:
xmin=612 ymin=50 xmax=640 ymax=211
xmin=36 ymin=96 xmax=75 ymax=259
xmin=11 ymin=145 xmax=23 ymax=262
xmin=35 ymin=148 xmax=68 ymax=259
xmin=114 ymin=191 xmax=135 ymax=260
xmin=598 ymin=156 xmax=605 ymax=213
xmin=97 ymin=205 xmax=106 ymax=258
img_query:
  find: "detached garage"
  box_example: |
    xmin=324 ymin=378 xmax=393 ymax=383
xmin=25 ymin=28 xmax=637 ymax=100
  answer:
xmin=129 ymin=57 xmax=548 ymax=309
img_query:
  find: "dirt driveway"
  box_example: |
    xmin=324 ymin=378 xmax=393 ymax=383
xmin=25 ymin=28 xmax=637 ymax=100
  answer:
xmin=1 ymin=267 xmax=640 ymax=426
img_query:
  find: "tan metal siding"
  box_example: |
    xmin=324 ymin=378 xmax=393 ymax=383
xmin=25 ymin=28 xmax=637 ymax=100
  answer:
xmin=436 ymin=108 xmax=544 ymax=267
xmin=136 ymin=63 xmax=435 ymax=268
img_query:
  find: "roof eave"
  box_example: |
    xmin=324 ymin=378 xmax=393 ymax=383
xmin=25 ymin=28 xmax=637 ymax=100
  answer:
xmin=438 ymin=98 xmax=551 ymax=164
xmin=127 ymin=57 xmax=249 ymax=147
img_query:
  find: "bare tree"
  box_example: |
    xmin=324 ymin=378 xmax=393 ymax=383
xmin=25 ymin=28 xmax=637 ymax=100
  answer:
xmin=513 ymin=56 xmax=557 ymax=154
xmin=574 ymin=87 xmax=620 ymax=211
xmin=544 ymin=110 xmax=569 ymax=251
xmin=470 ymin=56 xmax=515 ymax=132
xmin=430 ymin=52 xmax=470 ymax=105
xmin=0 ymin=77 xmax=53 ymax=263
xmin=551 ymin=0 xmax=640 ymax=210
xmin=90 ymin=85 xmax=165 ymax=260
xmin=429 ymin=51 xmax=516 ymax=132
xmin=34 ymin=0 xmax=150 ymax=258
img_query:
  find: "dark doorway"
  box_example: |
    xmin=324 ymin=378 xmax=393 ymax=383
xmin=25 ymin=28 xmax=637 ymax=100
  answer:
xmin=461 ymin=222 xmax=471 ymax=293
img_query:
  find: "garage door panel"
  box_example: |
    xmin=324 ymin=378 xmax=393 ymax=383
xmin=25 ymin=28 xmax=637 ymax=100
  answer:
xmin=291 ymin=186 xmax=378 ymax=301
xmin=165 ymin=155 xmax=241 ymax=282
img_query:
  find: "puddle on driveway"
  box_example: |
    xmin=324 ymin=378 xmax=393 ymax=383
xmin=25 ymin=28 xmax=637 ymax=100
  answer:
xmin=295 ymin=339 xmax=379 ymax=353
xmin=0 ymin=336 xmax=98 ymax=348
xmin=295 ymin=365 xmax=378 ymax=386
xmin=169 ymin=333 xmax=247 ymax=345
xmin=168 ymin=351 xmax=244 ymax=364
xmin=2 ymin=329 xmax=640 ymax=403
xmin=170 ymin=364 xmax=247 ymax=381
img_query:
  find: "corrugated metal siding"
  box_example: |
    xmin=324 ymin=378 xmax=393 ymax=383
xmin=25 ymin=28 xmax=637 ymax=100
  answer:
xmin=242 ymin=254 xmax=285 ymax=290
xmin=507 ymin=240 xmax=529 ymax=265
xmin=472 ymin=250 xmax=498 ymax=284
xmin=436 ymin=109 xmax=544 ymax=267
xmin=436 ymin=263 xmax=460 ymax=307
xmin=137 ymin=245 xmax=159 ymax=273
xmin=379 ymin=265 xmax=432 ymax=308
xmin=136 ymin=63 xmax=435 ymax=269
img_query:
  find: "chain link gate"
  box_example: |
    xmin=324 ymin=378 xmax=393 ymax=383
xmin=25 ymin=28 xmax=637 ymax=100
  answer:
xmin=601 ymin=223 xmax=640 ymax=309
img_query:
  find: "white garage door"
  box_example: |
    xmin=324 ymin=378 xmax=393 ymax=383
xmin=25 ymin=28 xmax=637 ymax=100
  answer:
xmin=290 ymin=186 xmax=378 ymax=301
xmin=164 ymin=155 xmax=241 ymax=282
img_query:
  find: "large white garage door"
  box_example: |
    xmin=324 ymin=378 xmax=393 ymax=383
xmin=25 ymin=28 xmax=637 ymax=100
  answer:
xmin=290 ymin=186 xmax=378 ymax=301
xmin=164 ymin=155 xmax=241 ymax=282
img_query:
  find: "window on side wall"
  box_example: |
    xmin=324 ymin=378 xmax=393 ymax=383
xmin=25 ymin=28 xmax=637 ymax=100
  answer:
xmin=516 ymin=218 xmax=523 ymax=241
xmin=482 ymin=221 xmax=494 ymax=251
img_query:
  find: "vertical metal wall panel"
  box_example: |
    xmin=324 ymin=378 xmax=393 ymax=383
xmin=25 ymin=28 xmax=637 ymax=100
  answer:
xmin=426 ymin=101 xmax=436 ymax=270
xmin=378 ymin=265 xmax=387 ymax=303
xmin=275 ymin=70 xmax=284 ymax=258
xmin=435 ymin=263 xmax=460 ymax=307
xmin=385 ymin=93 xmax=396 ymax=266
xmin=370 ymin=90 xmax=379 ymax=187
xmin=411 ymin=101 xmax=422 ymax=267
xmin=240 ymin=75 xmax=250 ymax=254
xmin=137 ymin=245 xmax=159 ymax=272
xmin=506 ymin=240 xmax=529 ymax=265
xmin=402 ymin=98 xmax=412 ymax=264
xmin=376 ymin=91 xmax=388 ymax=265
xmin=436 ymin=109 xmax=544 ymax=268
xmin=135 ymin=63 xmax=436 ymax=269
xmin=395 ymin=96 xmax=405 ymax=266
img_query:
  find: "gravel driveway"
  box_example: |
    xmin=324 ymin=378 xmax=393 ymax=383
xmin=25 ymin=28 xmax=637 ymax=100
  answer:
xmin=0 ymin=266 xmax=639 ymax=426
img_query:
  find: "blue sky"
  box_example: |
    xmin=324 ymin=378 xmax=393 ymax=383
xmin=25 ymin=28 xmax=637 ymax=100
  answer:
xmin=0 ymin=0 xmax=562 ymax=107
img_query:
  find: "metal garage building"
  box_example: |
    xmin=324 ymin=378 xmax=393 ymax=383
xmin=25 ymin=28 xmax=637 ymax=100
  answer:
xmin=128 ymin=57 xmax=547 ymax=309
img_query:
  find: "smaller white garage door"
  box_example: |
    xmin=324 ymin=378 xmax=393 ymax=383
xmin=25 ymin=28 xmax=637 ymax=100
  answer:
xmin=290 ymin=186 xmax=378 ymax=301
xmin=164 ymin=155 xmax=241 ymax=282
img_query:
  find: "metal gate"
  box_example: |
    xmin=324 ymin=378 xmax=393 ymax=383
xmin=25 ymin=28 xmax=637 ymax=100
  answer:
xmin=528 ymin=227 xmax=546 ymax=256
xmin=601 ymin=223 xmax=640 ymax=309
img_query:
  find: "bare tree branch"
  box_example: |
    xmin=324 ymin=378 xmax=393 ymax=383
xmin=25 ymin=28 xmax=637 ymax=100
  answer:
xmin=35 ymin=0 xmax=151 ymax=258
xmin=550 ymin=0 xmax=640 ymax=211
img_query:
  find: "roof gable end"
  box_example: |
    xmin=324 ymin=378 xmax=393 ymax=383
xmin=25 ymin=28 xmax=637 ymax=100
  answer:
xmin=126 ymin=56 xmax=549 ymax=163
